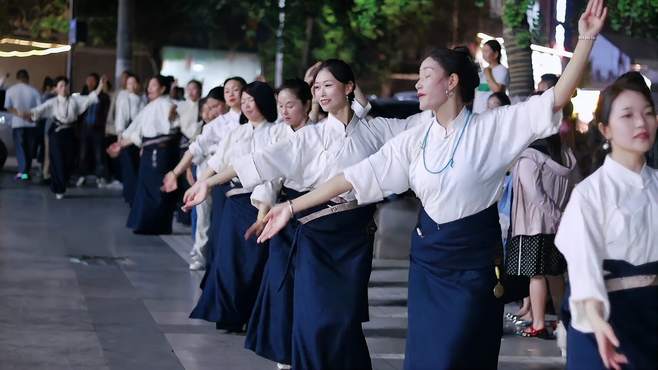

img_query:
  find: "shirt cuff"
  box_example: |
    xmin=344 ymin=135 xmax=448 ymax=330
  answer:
xmin=232 ymin=154 xmax=264 ymax=189
xmin=250 ymin=182 xmax=278 ymax=208
xmin=188 ymin=142 xmax=204 ymax=165
xmin=343 ymin=158 xmax=384 ymax=205
xmin=535 ymin=88 xmax=563 ymax=137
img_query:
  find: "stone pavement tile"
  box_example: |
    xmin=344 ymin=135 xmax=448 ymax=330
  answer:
xmin=165 ymin=333 xmax=274 ymax=370
xmin=0 ymin=327 xmax=109 ymax=370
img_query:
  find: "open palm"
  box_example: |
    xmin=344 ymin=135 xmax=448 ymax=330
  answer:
xmin=579 ymin=0 xmax=607 ymax=38
xmin=257 ymin=204 xmax=292 ymax=243
xmin=181 ymin=181 xmax=208 ymax=212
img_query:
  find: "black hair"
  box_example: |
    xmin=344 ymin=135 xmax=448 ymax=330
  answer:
xmin=187 ymin=79 xmax=203 ymax=91
xmin=16 ymin=69 xmax=29 ymax=81
xmin=206 ymin=86 xmax=225 ymax=102
xmin=488 ymin=91 xmax=511 ymax=106
xmin=317 ymin=59 xmax=356 ymax=102
xmin=151 ymin=75 xmax=172 ymax=95
xmin=425 ymin=47 xmax=480 ymax=104
xmin=54 ymin=76 xmax=69 ymax=85
xmin=540 ymin=73 xmax=559 ymax=89
xmin=239 ymin=81 xmax=277 ymax=124
xmin=589 ymin=71 xmax=656 ymax=172
xmin=42 ymin=76 xmax=55 ymax=90
xmin=484 ymin=40 xmax=502 ymax=63
xmin=224 ymin=76 xmax=247 ymax=89
xmin=88 ymin=72 xmax=100 ymax=82
xmin=277 ymin=78 xmax=312 ymax=106
xmin=530 ymin=134 xmax=566 ymax=166
xmin=126 ymin=72 xmax=140 ymax=84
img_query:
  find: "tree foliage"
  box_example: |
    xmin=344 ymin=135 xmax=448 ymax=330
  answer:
xmin=607 ymin=0 xmax=658 ymax=39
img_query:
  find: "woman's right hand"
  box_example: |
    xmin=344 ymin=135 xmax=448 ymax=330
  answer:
xmin=590 ymin=315 xmax=628 ymax=370
xmin=106 ymin=142 xmax=122 ymax=158
xmin=257 ymin=203 xmax=292 ymax=243
xmin=181 ymin=180 xmax=209 ymax=212
xmin=161 ymin=171 xmax=178 ymax=193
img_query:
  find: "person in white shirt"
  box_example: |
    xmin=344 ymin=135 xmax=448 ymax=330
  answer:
xmin=182 ymin=60 xmax=422 ymax=370
xmin=27 ymin=76 xmax=103 ymax=198
xmin=185 ymin=81 xmax=289 ymax=335
xmin=113 ymin=74 xmax=147 ymax=205
xmin=555 ymin=71 xmax=657 ymax=370
xmin=175 ymin=80 xmax=203 ymax=143
xmin=253 ymin=2 xmax=605 ymax=368
xmin=4 ymin=69 xmax=42 ymax=180
xmin=472 ymin=39 xmax=510 ymax=114
xmin=107 ymin=75 xmax=180 ymax=234
xmin=162 ymin=77 xmax=246 ymax=271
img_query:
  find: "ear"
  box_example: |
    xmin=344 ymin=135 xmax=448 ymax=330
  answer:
xmin=448 ymin=73 xmax=460 ymax=93
xmin=598 ymin=122 xmax=611 ymax=139
xmin=344 ymin=81 xmax=355 ymax=96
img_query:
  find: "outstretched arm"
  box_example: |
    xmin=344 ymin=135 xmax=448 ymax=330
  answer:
xmin=257 ymin=174 xmax=352 ymax=243
xmin=553 ymin=0 xmax=607 ymax=112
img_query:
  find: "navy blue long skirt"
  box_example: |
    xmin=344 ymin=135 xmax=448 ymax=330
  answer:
xmin=244 ymin=188 xmax=305 ymax=364
xmin=198 ymin=186 xmax=227 ymax=291
xmin=118 ymin=145 xmax=139 ymax=205
xmin=405 ymin=204 xmax=503 ymax=370
xmin=567 ymin=260 xmax=658 ymax=370
xmin=290 ymin=203 xmax=377 ymax=370
xmin=126 ymin=138 xmax=179 ymax=235
xmin=190 ymin=184 xmax=269 ymax=330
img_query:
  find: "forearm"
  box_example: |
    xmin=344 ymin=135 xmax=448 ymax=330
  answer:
xmin=206 ymin=166 xmax=237 ymax=187
xmin=198 ymin=168 xmax=216 ymax=182
xmin=353 ymin=84 xmax=368 ymax=109
xmin=289 ymin=174 xmax=353 ymax=214
xmin=257 ymin=203 xmax=271 ymax=221
xmin=554 ymin=40 xmax=594 ymax=111
xmin=583 ymin=298 xmax=607 ymax=326
xmin=172 ymin=151 xmax=194 ymax=177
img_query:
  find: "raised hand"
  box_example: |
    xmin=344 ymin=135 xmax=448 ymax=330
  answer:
xmin=304 ymin=61 xmax=323 ymax=86
xmin=579 ymin=0 xmax=607 ymax=38
xmin=161 ymin=171 xmax=178 ymax=193
xmin=256 ymin=203 xmax=292 ymax=243
xmin=181 ymin=180 xmax=209 ymax=212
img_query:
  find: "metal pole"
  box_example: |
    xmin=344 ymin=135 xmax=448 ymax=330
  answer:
xmin=115 ymin=0 xmax=134 ymax=89
xmin=274 ymin=0 xmax=286 ymax=87
xmin=66 ymin=0 xmax=75 ymax=88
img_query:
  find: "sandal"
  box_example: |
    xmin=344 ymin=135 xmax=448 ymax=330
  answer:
xmin=518 ymin=326 xmax=552 ymax=339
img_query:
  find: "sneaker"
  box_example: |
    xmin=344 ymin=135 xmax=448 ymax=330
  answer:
xmin=277 ymin=364 xmax=291 ymax=370
xmin=96 ymin=178 xmax=107 ymax=188
xmin=189 ymin=260 xmax=205 ymax=271
xmin=20 ymin=173 xmax=29 ymax=181
xmin=14 ymin=173 xmax=23 ymax=180
xmin=55 ymin=193 xmax=64 ymax=200
xmin=76 ymin=177 xmax=86 ymax=187
xmin=105 ymin=180 xmax=123 ymax=190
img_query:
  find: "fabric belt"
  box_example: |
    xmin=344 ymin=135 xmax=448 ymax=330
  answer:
xmin=606 ymin=274 xmax=658 ymax=293
xmin=225 ymin=187 xmax=251 ymax=197
xmin=297 ymin=201 xmax=360 ymax=224
xmin=143 ymin=135 xmax=175 ymax=147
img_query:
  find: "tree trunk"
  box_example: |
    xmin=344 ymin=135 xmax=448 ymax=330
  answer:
xmin=300 ymin=16 xmax=314 ymax=72
xmin=503 ymin=26 xmax=534 ymax=99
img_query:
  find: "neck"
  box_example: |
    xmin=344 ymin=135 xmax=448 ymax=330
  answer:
xmin=291 ymin=118 xmax=307 ymax=131
xmin=331 ymin=103 xmax=353 ymax=126
xmin=611 ymin=150 xmax=646 ymax=174
xmin=489 ymin=60 xmax=499 ymax=68
xmin=250 ymin=118 xmax=266 ymax=128
xmin=433 ymin=99 xmax=464 ymax=129
xmin=230 ymin=106 xmax=240 ymax=114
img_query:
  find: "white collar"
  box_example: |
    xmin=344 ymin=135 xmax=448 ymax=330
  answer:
xmin=603 ymin=155 xmax=653 ymax=189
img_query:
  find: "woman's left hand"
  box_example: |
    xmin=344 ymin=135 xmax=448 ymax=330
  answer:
xmin=181 ymin=180 xmax=209 ymax=212
xmin=578 ymin=0 xmax=607 ymax=38
xmin=257 ymin=203 xmax=292 ymax=243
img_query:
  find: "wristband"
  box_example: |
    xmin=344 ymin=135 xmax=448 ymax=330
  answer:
xmin=287 ymin=200 xmax=295 ymax=217
xmin=578 ymin=35 xmax=596 ymax=41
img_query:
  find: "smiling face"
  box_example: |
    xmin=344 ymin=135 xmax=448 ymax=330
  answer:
xmin=277 ymin=88 xmax=308 ymax=129
xmin=241 ymin=92 xmax=264 ymax=123
xmin=224 ymin=80 xmax=243 ymax=110
xmin=600 ymin=89 xmax=657 ymax=157
xmin=313 ymin=69 xmax=353 ymax=114
xmin=415 ymin=57 xmax=454 ymax=111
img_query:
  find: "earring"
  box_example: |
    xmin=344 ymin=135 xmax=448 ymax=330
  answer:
xmin=602 ymin=140 xmax=610 ymax=150
xmin=445 ymin=89 xmax=453 ymax=97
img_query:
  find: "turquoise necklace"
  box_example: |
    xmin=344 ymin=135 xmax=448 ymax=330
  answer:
xmin=420 ymin=111 xmax=473 ymax=174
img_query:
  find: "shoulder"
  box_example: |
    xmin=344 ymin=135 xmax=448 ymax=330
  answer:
xmin=570 ymin=167 xmax=607 ymax=207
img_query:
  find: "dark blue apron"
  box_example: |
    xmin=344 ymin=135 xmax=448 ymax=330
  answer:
xmin=244 ymin=188 xmax=306 ymax=364
xmin=118 ymin=145 xmax=139 ymax=205
xmin=189 ymin=183 xmax=269 ymax=330
xmin=126 ymin=135 xmax=180 ymax=235
xmin=405 ymin=204 xmax=503 ymax=370
xmin=288 ymin=202 xmax=377 ymax=370
xmin=567 ymin=260 xmax=658 ymax=370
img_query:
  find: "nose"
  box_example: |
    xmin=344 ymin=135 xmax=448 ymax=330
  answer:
xmin=414 ymin=79 xmax=421 ymax=91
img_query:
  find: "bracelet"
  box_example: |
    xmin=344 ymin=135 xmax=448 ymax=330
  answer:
xmin=170 ymin=170 xmax=178 ymax=177
xmin=578 ymin=35 xmax=597 ymax=41
xmin=286 ymin=200 xmax=295 ymax=217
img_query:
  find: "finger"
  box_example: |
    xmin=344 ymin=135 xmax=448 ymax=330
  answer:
xmin=601 ymin=7 xmax=608 ymax=22
xmin=594 ymin=0 xmax=603 ymax=17
xmin=258 ymin=221 xmax=273 ymax=243
xmin=585 ymin=0 xmax=594 ymax=15
xmin=604 ymin=326 xmax=620 ymax=347
xmin=613 ymin=353 xmax=628 ymax=365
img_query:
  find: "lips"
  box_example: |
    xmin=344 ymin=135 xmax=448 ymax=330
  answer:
xmin=634 ymin=132 xmax=650 ymax=140
xmin=319 ymin=99 xmax=330 ymax=106
xmin=417 ymin=93 xmax=425 ymax=98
